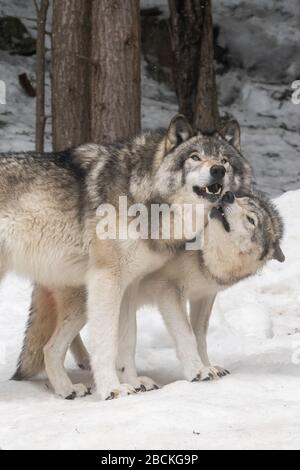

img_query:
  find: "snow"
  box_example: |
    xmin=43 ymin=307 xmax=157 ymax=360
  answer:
xmin=0 ymin=0 xmax=300 ymax=451
xmin=0 ymin=189 xmax=300 ymax=450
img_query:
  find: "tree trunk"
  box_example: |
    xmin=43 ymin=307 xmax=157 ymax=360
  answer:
xmin=35 ymin=0 xmax=49 ymax=152
xmin=193 ymin=1 xmax=219 ymax=132
xmin=168 ymin=0 xmax=219 ymax=132
xmin=90 ymin=0 xmax=141 ymax=144
xmin=52 ymin=0 xmax=92 ymax=151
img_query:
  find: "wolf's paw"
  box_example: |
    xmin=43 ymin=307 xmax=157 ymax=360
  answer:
xmin=133 ymin=376 xmax=160 ymax=393
xmin=105 ymin=384 xmax=137 ymax=401
xmin=192 ymin=366 xmax=230 ymax=382
xmin=213 ymin=366 xmax=231 ymax=378
xmin=63 ymin=383 xmax=92 ymax=400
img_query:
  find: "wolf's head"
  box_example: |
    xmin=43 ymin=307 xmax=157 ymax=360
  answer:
xmin=203 ymin=191 xmax=285 ymax=285
xmin=152 ymin=114 xmax=252 ymax=209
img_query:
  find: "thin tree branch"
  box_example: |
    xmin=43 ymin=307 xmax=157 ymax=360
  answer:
xmin=35 ymin=0 xmax=49 ymax=152
xmin=33 ymin=0 xmax=40 ymax=14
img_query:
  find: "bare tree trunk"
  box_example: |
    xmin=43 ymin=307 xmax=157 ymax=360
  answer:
xmin=52 ymin=0 xmax=92 ymax=151
xmin=34 ymin=0 xmax=49 ymax=152
xmin=194 ymin=1 xmax=219 ymax=132
xmin=90 ymin=0 xmax=141 ymax=144
xmin=168 ymin=0 xmax=219 ymax=132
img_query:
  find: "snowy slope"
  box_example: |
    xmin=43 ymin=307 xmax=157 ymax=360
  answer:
xmin=144 ymin=0 xmax=300 ymax=197
xmin=0 ymin=189 xmax=299 ymax=450
xmin=1 ymin=0 xmax=299 ymax=195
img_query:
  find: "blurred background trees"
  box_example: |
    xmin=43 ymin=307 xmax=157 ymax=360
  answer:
xmin=34 ymin=0 xmax=218 ymax=150
xmin=0 ymin=0 xmax=298 ymax=196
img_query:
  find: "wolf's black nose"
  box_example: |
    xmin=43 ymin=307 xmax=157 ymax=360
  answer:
xmin=222 ymin=191 xmax=235 ymax=204
xmin=210 ymin=165 xmax=226 ymax=181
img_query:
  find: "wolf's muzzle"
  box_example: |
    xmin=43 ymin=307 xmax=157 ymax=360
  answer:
xmin=222 ymin=191 xmax=235 ymax=204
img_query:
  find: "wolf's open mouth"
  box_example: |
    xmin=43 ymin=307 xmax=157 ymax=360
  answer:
xmin=193 ymin=183 xmax=223 ymax=199
xmin=210 ymin=205 xmax=231 ymax=232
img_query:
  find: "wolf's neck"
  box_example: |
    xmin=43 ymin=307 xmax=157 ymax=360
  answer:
xmin=128 ymin=132 xmax=164 ymax=203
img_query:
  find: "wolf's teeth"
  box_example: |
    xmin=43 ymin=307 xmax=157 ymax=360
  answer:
xmin=205 ymin=185 xmax=222 ymax=195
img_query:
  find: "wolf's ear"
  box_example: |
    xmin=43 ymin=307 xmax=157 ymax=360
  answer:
xmin=165 ymin=114 xmax=193 ymax=153
xmin=273 ymin=244 xmax=285 ymax=263
xmin=221 ymin=119 xmax=241 ymax=150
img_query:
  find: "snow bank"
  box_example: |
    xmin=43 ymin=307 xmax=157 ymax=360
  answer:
xmin=0 ymin=189 xmax=299 ymax=450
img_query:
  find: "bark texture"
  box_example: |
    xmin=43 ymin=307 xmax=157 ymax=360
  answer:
xmin=90 ymin=0 xmax=141 ymax=144
xmin=168 ymin=0 xmax=219 ymax=132
xmin=52 ymin=0 xmax=92 ymax=151
xmin=35 ymin=0 xmax=49 ymax=152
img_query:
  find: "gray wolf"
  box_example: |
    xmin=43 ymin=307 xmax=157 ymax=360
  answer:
xmin=1 ymin=114 xmax=248 ymax=399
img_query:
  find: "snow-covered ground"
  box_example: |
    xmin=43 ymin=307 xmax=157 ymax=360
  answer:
xmin=0 ymin=0 xmax=299 ymax=451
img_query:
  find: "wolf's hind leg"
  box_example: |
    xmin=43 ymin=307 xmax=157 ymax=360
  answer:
xmin=12 ymin=285 xmax=57 ymax=381
xmin=43 ymin=288 xmax=90 ymax=399
xmin=70 ymin=334 xmax=90 ymax=371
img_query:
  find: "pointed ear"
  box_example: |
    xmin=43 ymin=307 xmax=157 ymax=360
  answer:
xmin=273 ymin=244 xmax=285 ymax=263
xmin=221 ymin=119 xmax=241 ymax=150
xmin=165 ymin=114 xmax=193 ymax=153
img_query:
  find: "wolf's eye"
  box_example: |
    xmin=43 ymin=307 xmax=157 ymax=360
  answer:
xmin=190 ymin=154 xmax=201 ymax=162
xmin=247 ymin=216 xmax=255 ymax=226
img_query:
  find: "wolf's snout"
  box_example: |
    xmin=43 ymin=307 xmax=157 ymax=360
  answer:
xmin=210 ymin=165 xmax=226 ymax=181
xmin=222 ymin=191 xmax=235 ymax=204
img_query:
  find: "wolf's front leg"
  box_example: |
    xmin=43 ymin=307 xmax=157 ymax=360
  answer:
xmin=190 ymin=296 xmax=230 ymax=379
xmin=117 ymin=284 xmax=159 ymax=392
xmin=87 ymin=268 xmax=136 ymax=400
xmin=158 ymin=285 xmax=208 ymax=382
xmin=43 ymin=288 xmax=90 ymax=399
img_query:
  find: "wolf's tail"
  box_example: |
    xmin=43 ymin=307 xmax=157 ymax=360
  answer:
xmin=11 ymin=285 xmax=58 ymax=380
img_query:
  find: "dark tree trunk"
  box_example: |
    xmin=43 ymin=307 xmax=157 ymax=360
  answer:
xmin=52 ymin=0 xmax=92 ymax=151
xmin=34 ymin=0 xmax=49 ymax=152
xmin=194 ymin=1 xmax=219 ymax=132
xmin=90 ymin=0 xmax=141 ymax=144
xmin=168 ymin=0 xmax=219 ymax=132
xmin=52 ymin=0 xmax=141 ymax=149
